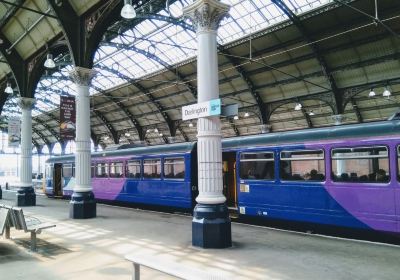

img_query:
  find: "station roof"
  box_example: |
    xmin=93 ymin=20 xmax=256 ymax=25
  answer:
xmin=0 ymin=0 xmax=399 ymax=149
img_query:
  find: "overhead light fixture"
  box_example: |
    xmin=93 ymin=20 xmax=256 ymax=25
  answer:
xmin=4 ymin=82 xmax=13 ymax=94
xmin=233 ymin=115 xmax=239 ymax=120
xmin=146 ymin=129 xmax=151 ymax=133
xmin=104 ymin=136 xmax=109 ymax=140
xmin=244 ymin=112 xmax=249 ymax=117
xmin=383 ymin=87 xmax=391 ymax=97
xmin=309 ymin=110 xmax=315 ymax=116
xmin=294 ymin=103 xmax=302 ymax=111
xmin=154 ymin=128 xmax=158 ymax=133
xmin=188 ymin=122 xmax=193 ymax=128
xmin=159 ymin=133 xmax=163 ymax=137
xmin=44 ymin=54 xmax=56 ymax=69
xmin=368 ymin=88 xmax=376 ymax=97
xmin=121 ymin=0 xmax=136 ymax=19
xmin=125 ymin=132 xmax=130 ymax=137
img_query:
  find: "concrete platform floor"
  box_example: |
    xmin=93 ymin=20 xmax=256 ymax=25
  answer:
xmin=1 ymin=190 xmax=400 ymax=280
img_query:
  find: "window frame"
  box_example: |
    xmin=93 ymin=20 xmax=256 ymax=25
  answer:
xmin=143 ymin=158 xmax=162 ymax=179
xmin=163 ymin=157 xmax=186 ymax=180
xmin=95 ymin=162 xmax=109 ymax=178
xmin=126 ymin=159 xmax=142 ymax=179
xmin=239 ymin=151 xmax=275 ymax=181
xmin=109 ymin=161 xmax=124 ymax=178
xmin=62 ymin=163 xmax=73 ymax=178
xmin=279 ymin=149 xmax=325 ymax=182
xmin=330 ymin=145 xmax=390 ymax=184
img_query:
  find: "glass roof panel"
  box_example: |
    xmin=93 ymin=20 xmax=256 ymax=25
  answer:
xmin=2 ymin=0 xmax=335 ymax=122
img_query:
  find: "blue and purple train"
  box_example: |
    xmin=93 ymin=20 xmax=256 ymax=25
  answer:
xmin=45 ymin=120 xmax=400 ymax=236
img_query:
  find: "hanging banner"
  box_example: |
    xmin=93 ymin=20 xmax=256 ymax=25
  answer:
xmin=8 ymin=117 xmax=21 ymax=147
xmin=60 ymin=96 xmax=76 ymax=140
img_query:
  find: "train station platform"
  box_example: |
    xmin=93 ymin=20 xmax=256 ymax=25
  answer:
xmin=1 ymin=190 xmax=399 ymax=280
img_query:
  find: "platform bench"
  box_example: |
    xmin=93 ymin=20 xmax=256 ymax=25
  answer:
xmin=125 ymin=253 xmax=227 ymax=280
xmin=0 ymin=206 xmax=11 ymax=239
xmin=9 ymin=207 xmax=56 ymax=251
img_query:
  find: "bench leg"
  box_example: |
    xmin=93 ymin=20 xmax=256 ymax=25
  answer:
xmin=133 ymin=263 xmax=140 ymax=280
xmin=5 ymin=225 xmax=10 ymax=239
xmin=30 ymin=231 xmax=37 ymax=251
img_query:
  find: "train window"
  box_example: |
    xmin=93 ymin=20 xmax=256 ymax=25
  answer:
xmin=239 ymin=152 xmax=275 ymax=180
xmin=331 ymin=146 xmax=389 ymax=183
xmin=126 ymin=160 xmax=141 ymax=178
xmin=398 ymin=146 xmax=400 ymax=181
xmin=95 ymin=163 xmax=109 ymax=178
xmin=164 ymin=158 xmax=185 ymax=179
xmin=280 ymin=150 xmax=325 ymax=181
xmin=143 ymin=159 xmax=161 ymax=179
xmin=45 ymin=164 xmax=53 ymax=179
xmin=91 ymin=165 xmax=95 ymax=178
xmin=109 ymin=162 xmax=124 ymax=178
xmin=62 ymin=164 xmax=73 ymax=178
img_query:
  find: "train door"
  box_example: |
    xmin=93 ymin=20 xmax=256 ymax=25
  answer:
xmin=223 ymin=152 xmax=237 ymax=209
xmin=53 ymin=163 xmax=63 ymax=197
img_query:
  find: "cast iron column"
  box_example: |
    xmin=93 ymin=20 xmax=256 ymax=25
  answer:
xmin=184 ymin=0 xmax=231 ymax=248
xmin=69 ymin=67 xmax=97 ymax=219
xmin=17 ymin=98 xmax=36 ymax=206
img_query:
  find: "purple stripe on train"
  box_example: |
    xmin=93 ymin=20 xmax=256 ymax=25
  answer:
xmin=306 ymin=138 xmax=399 ymax=233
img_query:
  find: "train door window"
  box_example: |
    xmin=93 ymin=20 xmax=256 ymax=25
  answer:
xmin=280 ymin=150 xmax=325 ymax=181
xmin=96 ymin=162 xmax=109 ymax=178
xmin=91 ymin=164 xmax=95 ymax=178
xmin=126 ymin=160 xmax=141 ymax=178
xmin=62 ymin=164 xmax=73 ymax=178
xmin=143 ymin=159 xmax=161 ymax=179
xmin=397 ymin=146 xmax=400 ymax=181
xmin=239 ymin=152 xmax=274 ymax=180
xmin=45 ymin=164 xmax=53 ymax=178
xmin=331 ymin=146 xmax=389 ymax=183
xmin=164 ymin=157 xmax=185 ymax=179
xmin=110 ymin=162 xmax=124 ymax=178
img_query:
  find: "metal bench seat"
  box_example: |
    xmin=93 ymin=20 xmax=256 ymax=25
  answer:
xmin=8 ymin=207 xmax=56 ymax=251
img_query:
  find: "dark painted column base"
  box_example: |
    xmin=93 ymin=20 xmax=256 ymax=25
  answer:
xmin=192 ymin=203 xmax=232 ymax=249
xmin=0 ymin=186 xmax=2 ymax=199
xmin=17 ymin=187 xmax=36 ymax=206
xmin=69 ymin=191 xmax=96 ymax=219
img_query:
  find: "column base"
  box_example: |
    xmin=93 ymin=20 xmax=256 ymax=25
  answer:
xmin=17 ymin=187 xmax=36 ymax=206
xmin=0 ymin=185 xmax=2 ymax=199
xmin=69 ymin=191 xmax=96 ymax=219
xmin=192 ymin=203 xmax=232 ymax=249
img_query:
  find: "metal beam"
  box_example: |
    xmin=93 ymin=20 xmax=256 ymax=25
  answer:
xmin=219 ymin=47 xmax=268 ymax=124
xmin=0 ymin=0 xmax=25 ymax=29
xmin=228 ymin=119 xmax=240 ymax=136
xmin=100 ymin=41 xmax=198 ymax=99
xmin=0 ymin=0 xmax=57 ymax=19
xmin=272 ymin=0 xmax=343 ymax=114
xmin=95 ymin=65 xmax=175 ymax=143
xmin=32 ymin=127 xmax=50 ymax=146
xmin=301 ymin=107 xmax=313 ymax=128
xmin=350 ymin=98 xmax=363 ymax=123
xmin=92 ymin=109 xmax=119 ymax=144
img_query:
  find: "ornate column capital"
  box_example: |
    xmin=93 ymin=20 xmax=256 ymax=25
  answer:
xmin=183 ymin=0 xmax=230 ymax=33
xmin=18 ymin=97 xmax=35 ymax=110
xmin=69 ymin=67 xmax=97 ymax=86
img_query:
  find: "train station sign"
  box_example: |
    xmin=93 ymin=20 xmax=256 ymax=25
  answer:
xmin=182 ymin=99 xmax=221 ymax=121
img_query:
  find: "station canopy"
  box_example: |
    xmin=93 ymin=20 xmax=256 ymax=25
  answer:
xmin=0 ymin=0 xmax=399 ymax=148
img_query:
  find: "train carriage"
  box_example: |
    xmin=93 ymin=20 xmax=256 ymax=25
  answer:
xmin=46 ymin=142 xmax=197 ymax=209
xmin=46 ymin=120 xmax=400 ymax=236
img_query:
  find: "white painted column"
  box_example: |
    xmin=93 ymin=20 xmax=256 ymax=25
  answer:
xmin=69 ymin=67 xmax=96 ymax=193
xmin=184 ymin=0 xmax=230 ymax=205
xmin=18 ymin=98 xmax=35 ymax=188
